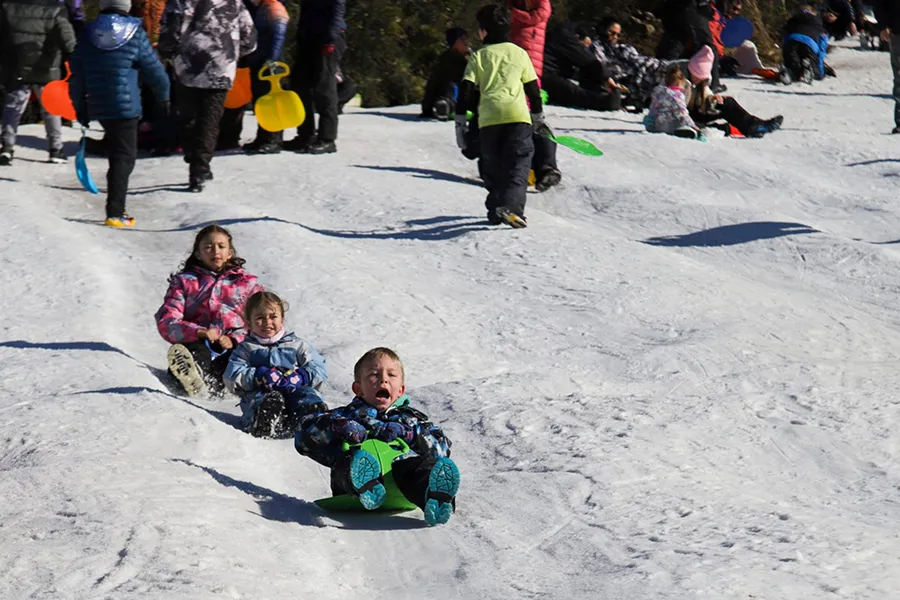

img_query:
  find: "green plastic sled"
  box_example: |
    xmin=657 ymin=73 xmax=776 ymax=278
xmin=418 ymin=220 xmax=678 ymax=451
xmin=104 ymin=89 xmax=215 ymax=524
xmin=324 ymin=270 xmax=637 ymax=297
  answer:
xmin=315 ymin=439 xmax=419 ymax=513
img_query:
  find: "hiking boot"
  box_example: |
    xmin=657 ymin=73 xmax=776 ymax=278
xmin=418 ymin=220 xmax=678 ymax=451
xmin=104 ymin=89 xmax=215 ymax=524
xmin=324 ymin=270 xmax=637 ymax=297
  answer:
xmin=778 ymin=66 xmax=792 ymax=86
xmin=282 ymin=400 xmax=328 ymax=433
xmin=800 ymin=58 xmax=815 ymax=84
xmin=535 ymin=167 xmax=562 ymax=192
xmin=167 ymin=344 xmax=206 ymax=396
xmin=284 ymin=136 xmax=314 ymax=153
xmin=250 ymin=392 xmax=286 ymax=438
xmin=348 ymin=449 xmax=386 ymax=510
xmin=424 ymin=457 xmax=460 ymax=526
xmin=105 ymin=214 xmax=136 ymax=228
xmin=243 ymin=139 xmax=282 ymax=155
xmin=434 ymin=98 xmax=451 ymax=121
xmin=747 ymin=115 xmax=783 ymax=138
xmin=308 ymin=139 xmax=337 ymax=154
xmin=486 ymin=209 xmax=503 ymax=225
xmin=892 ymin=126 xmax=900 ymax=135
xmin=48 ymin=147 xmax=66 ymax=164
xmin=188 ymin=170 xmax=213 ymax=193
xmin=0 ymin=147 xmax=12 ymax=166
xmin=495 ymin=206 xmax=527 ymax=229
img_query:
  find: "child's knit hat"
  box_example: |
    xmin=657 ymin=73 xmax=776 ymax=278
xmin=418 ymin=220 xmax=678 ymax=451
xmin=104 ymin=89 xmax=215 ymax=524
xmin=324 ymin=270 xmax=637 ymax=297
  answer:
xmin=446 ymin=27 xmax=468 ymax=48
xmin=100 ymin=0 xmax=132 ymax=11
xmin=688 ymin=45 xmax=715 ymax=81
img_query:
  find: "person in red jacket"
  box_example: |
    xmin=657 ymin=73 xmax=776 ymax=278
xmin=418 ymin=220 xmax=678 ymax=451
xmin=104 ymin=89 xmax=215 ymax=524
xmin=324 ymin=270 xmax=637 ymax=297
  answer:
xmin=507 ymin=0 xmax=560 ymax=192
xmin=508 ymin=0 xmax=550 ymax=77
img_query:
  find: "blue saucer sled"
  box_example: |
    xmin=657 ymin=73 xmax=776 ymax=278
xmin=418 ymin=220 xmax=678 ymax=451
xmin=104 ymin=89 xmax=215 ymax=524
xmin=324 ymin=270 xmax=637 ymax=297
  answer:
xmin=721 ymin=16 xmax=754 ymax=48
xmin=314 ymin=439 xmax=419 ymax=512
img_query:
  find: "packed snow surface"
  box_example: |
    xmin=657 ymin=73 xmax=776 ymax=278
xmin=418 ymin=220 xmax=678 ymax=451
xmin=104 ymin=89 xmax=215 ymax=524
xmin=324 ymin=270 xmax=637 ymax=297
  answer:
xmin=1 ymin=43 xmax=899 ymax=599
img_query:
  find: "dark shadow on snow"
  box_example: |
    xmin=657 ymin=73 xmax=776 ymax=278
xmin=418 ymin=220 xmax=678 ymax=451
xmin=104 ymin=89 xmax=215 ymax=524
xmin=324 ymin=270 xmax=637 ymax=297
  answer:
xmin=758 ymin=89 xmax=892 ymax=100
xmin=353 ymin=164 xmax=481 ymax=187
xmin=113 ymin=214 xmax=494 ymax=240
xmin=0 ymin=176 xmax=18 ymax=182
xmin=73 ymin=385 xmax=182 ymax=399
xmin=560 ymin=127 xmax=643 ymax=135
xmin=845 ymin=158 xmax=900 ymax=167
xmin=359 ymin=110 xmax=426 ymax=122
xmin=171 ymin=458 xmax=324 ymax=526
xmin=643 ymin=221 xmax=819 ymax=247
xmin=128 ymin=183 xmax=188 ymax=195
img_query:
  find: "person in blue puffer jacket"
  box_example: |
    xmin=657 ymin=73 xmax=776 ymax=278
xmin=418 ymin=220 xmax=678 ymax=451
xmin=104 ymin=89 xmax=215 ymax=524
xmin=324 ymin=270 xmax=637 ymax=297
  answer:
xmin=68 ymin=0 xmax=169 ymax=228
xmin=223 ymin=291 xmax=328 ymax=438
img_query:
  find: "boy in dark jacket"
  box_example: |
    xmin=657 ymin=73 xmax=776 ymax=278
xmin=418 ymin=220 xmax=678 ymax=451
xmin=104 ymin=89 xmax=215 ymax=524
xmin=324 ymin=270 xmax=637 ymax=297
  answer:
xmin=69 ymin=0 xmax=169 ymax=227
xmin=0 ymin=0 xmax=76 ymax=165
xmin=420 ymin=27 xmax=470 ymax=120
xmin=456 ymin=4 xmax=544 ymax=228
xmin=295 ymin=348 xmax=459 ymax=526
xmin=285 ymin=0 xmax=346 ymax=154
xmin=781 ymin=5 xmax=830 ymax=85
xmin=874 ymin=0 xmax=900 ymax=133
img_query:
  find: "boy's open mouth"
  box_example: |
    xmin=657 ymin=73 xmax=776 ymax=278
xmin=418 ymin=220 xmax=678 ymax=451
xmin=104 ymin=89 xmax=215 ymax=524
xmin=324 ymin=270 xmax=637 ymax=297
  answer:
xmin=376 ymin=389 xmax=391 ymax=400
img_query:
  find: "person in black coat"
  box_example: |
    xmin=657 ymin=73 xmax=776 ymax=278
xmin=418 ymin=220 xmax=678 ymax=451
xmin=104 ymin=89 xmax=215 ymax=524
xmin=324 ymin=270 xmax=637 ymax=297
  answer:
xmin=874 ymin=0 xmax=900 ymax=132
xmin=420 ymin=28 xmax=470 ymax=120
xmin=285 ymin=0 xmax=346 ymax=154
xmin=0 ymin=0 xmax=77 ymax=165
xmin=542 ymin=21 xmax=620 ymax=111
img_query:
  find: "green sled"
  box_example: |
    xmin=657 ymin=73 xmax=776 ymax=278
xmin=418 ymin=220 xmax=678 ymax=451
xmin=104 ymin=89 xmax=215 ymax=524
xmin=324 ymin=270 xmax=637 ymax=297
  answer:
xmin=549 ymin=134 xmax=604 ymax=157
xmin=314 ymin=439 xmax=419 ymax=513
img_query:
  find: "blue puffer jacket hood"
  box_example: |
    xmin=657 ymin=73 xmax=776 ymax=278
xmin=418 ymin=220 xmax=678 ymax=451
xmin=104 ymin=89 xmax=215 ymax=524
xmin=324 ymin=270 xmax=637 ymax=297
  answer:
xmin=90 ymin=13 xmax=140 ymax=51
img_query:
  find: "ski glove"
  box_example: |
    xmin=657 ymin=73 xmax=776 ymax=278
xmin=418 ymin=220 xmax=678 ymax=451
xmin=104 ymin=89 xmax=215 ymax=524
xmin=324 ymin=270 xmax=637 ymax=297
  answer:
xmin=455 ymin=114 xmax=468 ymax=150
xmin=274 ymin=368 xmax=311 ymax=394
xmin=372 ymin=422 xmax=415 ymax=444
xmin=332 ymin=419 xmax=367 ymax=444
xmin=254 ymin=366 xmax=283 ymax=391
xmin=531 ymin=112 xmax=544 ymax=132
xmin=322 ymin=43 xmax=335 ymax=55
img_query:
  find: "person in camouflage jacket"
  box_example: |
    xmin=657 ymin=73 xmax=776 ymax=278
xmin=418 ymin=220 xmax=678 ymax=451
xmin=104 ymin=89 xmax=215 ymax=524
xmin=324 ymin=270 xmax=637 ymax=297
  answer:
xmin=158 ymin=0 xmax=256 ymax=191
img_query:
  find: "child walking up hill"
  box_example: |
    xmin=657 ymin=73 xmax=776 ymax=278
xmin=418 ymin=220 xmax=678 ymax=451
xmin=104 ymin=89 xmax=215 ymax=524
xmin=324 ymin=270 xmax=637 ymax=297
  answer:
xmin=455 ymin=4 xmax=545 ymax=228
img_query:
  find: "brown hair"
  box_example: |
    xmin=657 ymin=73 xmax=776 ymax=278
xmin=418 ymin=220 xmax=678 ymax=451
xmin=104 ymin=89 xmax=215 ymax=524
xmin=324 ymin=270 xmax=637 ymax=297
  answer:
xmin=354 ymin=347 xmax=405 ymax=383
xmin=666 ymin=65 xmax=685 ymax=87
xmin=173 ymin=224 xmax=246 ymax=279
xmin=243 ymin=291 xmax=289 ymax=324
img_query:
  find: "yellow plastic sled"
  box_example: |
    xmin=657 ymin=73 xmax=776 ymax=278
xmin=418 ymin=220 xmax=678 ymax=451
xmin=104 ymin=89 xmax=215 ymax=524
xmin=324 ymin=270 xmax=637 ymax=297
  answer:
xmin=254 ymin=62 xmax=305 ymax=132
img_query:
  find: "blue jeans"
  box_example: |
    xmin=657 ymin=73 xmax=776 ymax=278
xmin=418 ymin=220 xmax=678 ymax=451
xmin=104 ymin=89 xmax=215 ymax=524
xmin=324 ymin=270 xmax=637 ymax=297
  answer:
xmin=1 ymin=85 xmax=62 ymax=151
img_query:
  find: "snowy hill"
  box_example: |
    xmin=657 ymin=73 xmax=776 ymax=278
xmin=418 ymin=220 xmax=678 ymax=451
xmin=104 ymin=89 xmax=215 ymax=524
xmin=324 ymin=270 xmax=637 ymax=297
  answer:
xmin=2 ymin=43 xmax=899 ymax=599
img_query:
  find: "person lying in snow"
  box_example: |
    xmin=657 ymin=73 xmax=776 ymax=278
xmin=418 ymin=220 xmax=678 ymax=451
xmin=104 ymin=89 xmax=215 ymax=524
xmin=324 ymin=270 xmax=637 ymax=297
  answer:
xmin=155 ymin=225 xmax=263 ymax=397
xmin=295 ymin=347 xmax=459 ymax=526
xmin=223 ymin=291 xmax=328 ymax=438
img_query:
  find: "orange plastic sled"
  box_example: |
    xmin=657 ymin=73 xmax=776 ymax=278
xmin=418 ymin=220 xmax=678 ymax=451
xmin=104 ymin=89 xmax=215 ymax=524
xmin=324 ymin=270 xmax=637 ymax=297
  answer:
xmin=254 ymin=62 xmax=305 ymax=132
xmin=224 ymin=67 xmax=253 ymax=109
xmin=41 ymin=62 xmax=77 ymax=121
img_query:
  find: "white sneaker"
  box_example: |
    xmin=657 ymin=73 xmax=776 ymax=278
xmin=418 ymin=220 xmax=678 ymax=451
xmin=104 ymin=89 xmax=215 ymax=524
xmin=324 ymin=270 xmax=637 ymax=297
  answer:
xmin=167 ymin=344 xmax=206 ymax=396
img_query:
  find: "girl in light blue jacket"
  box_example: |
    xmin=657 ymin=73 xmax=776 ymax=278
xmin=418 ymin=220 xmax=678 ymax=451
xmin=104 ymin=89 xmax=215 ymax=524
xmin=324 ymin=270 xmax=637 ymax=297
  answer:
xmin=224 ymin=291 xmax=328 ymax=438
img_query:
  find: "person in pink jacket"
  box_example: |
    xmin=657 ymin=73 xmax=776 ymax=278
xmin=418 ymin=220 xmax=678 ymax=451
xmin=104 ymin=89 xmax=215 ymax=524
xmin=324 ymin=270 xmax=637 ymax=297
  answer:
xmin=508 ymin=0 xmax=550 ymax=78
xmin=155 ymin=224 xmax=263 ymax=396
xmin=507 ymin=0 xmax=560 ymax=192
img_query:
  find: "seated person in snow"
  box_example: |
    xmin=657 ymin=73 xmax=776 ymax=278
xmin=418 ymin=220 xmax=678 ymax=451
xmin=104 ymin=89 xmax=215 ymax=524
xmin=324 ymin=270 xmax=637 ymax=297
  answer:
xmin=295 ymin=347 xmax=460 ymax=526
xmin=223 ymin=291 xmax=328 ymax=439
xmin=821 ymin=0 xmax=864 ymax=41
xmin=420 ymin=27 xmax=471 ymax=120
xmin=781 ymin=5 xmax=833 ymax=84
xmin=592 ymin=15 xmax=678 ymax=111
xmin=645 ymin=65 xmax=703 ymax=140
xmin=685 ymin=45 xmax=783 ymax=138
xmin=542 ymin=21 xmax=621 ymax=112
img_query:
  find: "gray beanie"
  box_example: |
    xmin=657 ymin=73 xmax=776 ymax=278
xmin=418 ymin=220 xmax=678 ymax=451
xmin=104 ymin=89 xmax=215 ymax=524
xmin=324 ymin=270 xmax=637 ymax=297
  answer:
xmin=100 ymin=0 xmax=132 ymax=12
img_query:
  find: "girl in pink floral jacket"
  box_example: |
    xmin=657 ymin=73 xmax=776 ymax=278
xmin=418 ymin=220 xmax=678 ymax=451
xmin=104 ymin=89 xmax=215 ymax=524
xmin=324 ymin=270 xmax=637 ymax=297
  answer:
xmin=155 ymin=224 xmax=263 ymax=396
